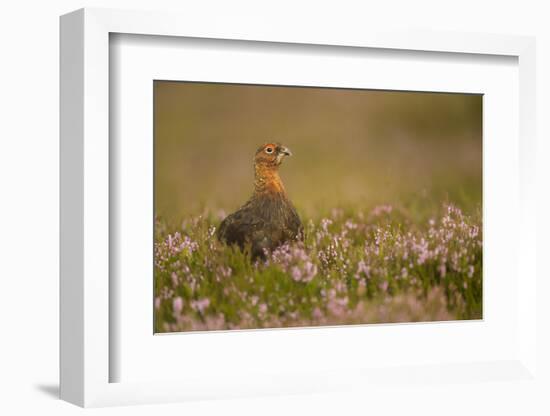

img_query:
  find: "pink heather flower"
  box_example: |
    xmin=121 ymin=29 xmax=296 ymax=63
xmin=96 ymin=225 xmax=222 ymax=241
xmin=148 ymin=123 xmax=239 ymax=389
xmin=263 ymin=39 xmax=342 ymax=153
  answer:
xmin=303 ymin=261 xmax=317 ymax=282
xmin=172 ymin=297 xmax=183 ymax=315
xmin=468 ymin=265 xmax=475 ymax=278
xmin=171 ymin=272 xmax=179 ymax=287
xmin=217 ymin=266 xmax=232 ymax=279
xmin=312 ymin=307 xmax=323 ymax=319
xmin=320 ymin=218 xmax=333 ymax=233
xmin=291 ymin=266 xmax=302 ymax=282
xmin=371 ymin=204 xmax=393 ymax=216
xmin=335 ymin=281 xmax=346 ymax=293
xmin=258 ymin=303 xmax=268 ymax=314
xmin=344 ymin=219 xmax=358 ymax=230
xmin=270 ymin=243 xmax=317 ymax=283
xmin=163 ymin=232 xmax=199 ymax=257
xmin=327 ymin=297 xmax=347 ymax=317
xmin=191 ymin=298 xmax=210 ymax=314
xmin=155 ymin=297 xmax=161 ymax=310
xmin=356 ymin=260 xmax=370 ymax=278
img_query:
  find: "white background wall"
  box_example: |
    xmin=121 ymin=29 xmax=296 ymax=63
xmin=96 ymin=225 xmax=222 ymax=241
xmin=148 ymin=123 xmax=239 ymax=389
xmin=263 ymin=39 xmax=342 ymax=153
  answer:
xmin=0 ymin=1 xmax=548 ymax=415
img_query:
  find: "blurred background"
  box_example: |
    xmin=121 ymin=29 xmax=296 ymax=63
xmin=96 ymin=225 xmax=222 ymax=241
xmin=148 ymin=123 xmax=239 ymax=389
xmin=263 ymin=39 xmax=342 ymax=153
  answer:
xmin=154 ymin=81 xmax=482 ymax=222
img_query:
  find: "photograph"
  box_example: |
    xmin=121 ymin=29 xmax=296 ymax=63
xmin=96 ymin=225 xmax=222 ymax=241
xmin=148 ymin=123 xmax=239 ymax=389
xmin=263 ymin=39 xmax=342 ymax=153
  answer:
xmin=153 ymin=81 xmax=483 ymax=333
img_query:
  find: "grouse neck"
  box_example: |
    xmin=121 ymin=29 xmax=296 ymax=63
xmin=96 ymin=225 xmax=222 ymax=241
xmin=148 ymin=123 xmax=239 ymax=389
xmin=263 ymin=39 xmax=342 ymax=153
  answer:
xmin=254 ymin=164 xmax=287 ymax=196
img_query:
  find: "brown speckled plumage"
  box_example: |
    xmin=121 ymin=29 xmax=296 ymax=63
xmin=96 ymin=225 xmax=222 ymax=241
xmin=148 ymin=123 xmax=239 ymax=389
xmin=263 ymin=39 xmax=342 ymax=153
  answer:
xmin=217 ymin=142 xmax=303 ymax=259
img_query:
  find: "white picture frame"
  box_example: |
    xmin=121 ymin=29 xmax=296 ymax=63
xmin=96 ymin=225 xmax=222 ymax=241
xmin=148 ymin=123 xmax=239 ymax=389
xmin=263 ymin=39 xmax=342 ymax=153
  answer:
xmin=60 ymin=7 xmax=537 ymax=408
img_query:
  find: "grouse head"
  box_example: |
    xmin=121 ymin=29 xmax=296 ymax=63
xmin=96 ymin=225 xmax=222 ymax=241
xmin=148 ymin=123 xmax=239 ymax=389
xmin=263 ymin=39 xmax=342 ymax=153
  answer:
xmin=254 ymin=142 xmax=292 ymax=167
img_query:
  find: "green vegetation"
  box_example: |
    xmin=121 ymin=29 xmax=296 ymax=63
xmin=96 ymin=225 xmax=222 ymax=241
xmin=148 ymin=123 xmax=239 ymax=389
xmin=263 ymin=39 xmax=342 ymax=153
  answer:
xmin=154 ymin=202 xmax=482 ymax=332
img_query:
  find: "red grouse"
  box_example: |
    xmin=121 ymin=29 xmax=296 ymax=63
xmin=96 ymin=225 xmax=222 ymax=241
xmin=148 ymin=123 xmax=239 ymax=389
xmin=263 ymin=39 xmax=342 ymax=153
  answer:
xmin=217 ymin=143 xmax=303 ymax=259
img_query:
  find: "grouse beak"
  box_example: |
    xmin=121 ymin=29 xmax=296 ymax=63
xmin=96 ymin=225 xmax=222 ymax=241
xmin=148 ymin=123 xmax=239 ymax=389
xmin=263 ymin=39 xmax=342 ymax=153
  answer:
xmin=279 ymin=146 xmax=292 ymax=157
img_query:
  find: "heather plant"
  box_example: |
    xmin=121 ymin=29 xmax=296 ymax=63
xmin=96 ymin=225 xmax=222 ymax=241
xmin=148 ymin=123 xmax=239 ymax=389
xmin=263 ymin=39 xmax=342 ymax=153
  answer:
xmin=154 ymin=203 xmax=482 ymax=332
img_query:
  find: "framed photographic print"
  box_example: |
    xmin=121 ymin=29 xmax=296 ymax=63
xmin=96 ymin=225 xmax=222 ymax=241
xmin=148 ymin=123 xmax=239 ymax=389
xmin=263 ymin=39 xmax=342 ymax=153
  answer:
xmin=60 ymin=8 xmax=538 ymax=408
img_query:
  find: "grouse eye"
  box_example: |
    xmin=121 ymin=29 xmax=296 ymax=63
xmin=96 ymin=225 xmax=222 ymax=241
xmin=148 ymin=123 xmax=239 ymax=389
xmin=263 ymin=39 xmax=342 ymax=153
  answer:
xmin=265 ymin=147 xmax=273 ymax=154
